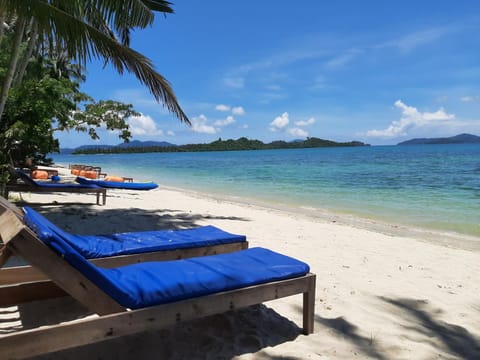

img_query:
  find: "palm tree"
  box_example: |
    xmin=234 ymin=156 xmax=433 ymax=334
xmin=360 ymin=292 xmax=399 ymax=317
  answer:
xmin=0 ymin=0 xmax=190 ymax=125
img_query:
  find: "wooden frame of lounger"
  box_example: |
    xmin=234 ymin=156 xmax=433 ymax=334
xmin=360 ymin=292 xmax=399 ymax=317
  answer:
xmin=0 ymin=197 xmax=248 ymax=298
xmin=0 ymin=201 xmax=316 ymax=360
xmin=5 ymin=183 xmax=107 ymax=205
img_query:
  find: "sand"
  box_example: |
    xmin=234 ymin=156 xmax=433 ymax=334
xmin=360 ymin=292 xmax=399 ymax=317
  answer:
xmin=2 ymin=181 xmax=480 ymax=359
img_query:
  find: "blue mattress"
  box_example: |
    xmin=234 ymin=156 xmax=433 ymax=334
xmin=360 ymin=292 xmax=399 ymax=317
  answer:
xmin=76 ymin=176 xmax=158 ymax=190
xmin=42 ymin=225 xmax=310 ymax=309
xmin=23 ymin=207 xmax=246 ymax=258
xmin=16 ymin=170 xmax=101 ymax=189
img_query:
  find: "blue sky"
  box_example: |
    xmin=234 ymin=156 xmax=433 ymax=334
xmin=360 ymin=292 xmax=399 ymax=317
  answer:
xmin=57 ymin=0 xmax=480 ymax=147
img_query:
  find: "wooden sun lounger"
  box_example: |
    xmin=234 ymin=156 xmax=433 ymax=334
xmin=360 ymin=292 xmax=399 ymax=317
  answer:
xmin=0 ymin=203 xmax=316 ymax=359
xmin=5 ymin=183 xmax=107 ymax=205
xmin=6 ymin=169 xmax=107 ymax=205
xmin=0 ymin=198 xmax=248 ymax=289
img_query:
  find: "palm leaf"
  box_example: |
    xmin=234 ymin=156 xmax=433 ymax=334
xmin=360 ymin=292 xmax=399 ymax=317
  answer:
xmin=0 ymin=0 xmax=189 ymax=124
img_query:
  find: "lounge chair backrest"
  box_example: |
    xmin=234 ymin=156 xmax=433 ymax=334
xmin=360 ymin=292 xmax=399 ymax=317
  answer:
xmin=0 ymin=198 xmax=125 ymax=313
xmin=15 ymin=169 xmax=38 ymax=186
xmin=18 ymin=210 xmax=140 ymax=307
xmin=23 ymin=206 xmax=83 ymax=249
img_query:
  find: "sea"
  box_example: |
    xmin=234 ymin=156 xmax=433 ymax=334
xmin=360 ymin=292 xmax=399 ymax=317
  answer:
xmin=52 ymin=144 xmax=480 ymax=240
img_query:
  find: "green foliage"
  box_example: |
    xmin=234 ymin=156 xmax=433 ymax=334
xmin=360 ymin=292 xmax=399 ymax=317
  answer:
xmin=0 ymin=0 xmax=189 ymax=124
xmin=74 ymin=137 xmax=370 ymax=154
xmin=0 ymin=30 xmax=139 ymax=168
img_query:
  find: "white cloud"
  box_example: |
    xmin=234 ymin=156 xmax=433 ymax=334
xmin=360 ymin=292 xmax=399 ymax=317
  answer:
xmin=287 ymin=127 xmax=308 ymax=137
xmin=295 ymin=117 xmax=316 ymax=126
xmin=214 ymin=116 xmax=235 ymax=127
xmin=240 ymin=124 xmax=249 ymax=129
xmin=326 ymin=48 xmax=364 ymax=69
xmin=388 ymin=27 xmax=454 ymax=54
xmin=167 ymin=130 xmax=175 ymax=136
xmin=366 ymin=100 xmax=455 ymax=138
xmin=232 ymin=106 xmax=245 ymax=115
xmin=128 ymin=114 xmax=163 ymax=136
xmin=191 ymin=114 xmax=218 ymax=134
xmin=224 ymin=76 xmax=245 ymax=89
xmin=215 ymin=104 xmax=231 ymax=112
xmin=269 ymin=112 xmax=290 ymax=131
xmin=461 ymin=96 xmax=480 ymax=103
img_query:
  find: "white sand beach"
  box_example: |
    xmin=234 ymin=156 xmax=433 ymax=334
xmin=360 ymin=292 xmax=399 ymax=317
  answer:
xmin=2 ymin=183 xmax=480 ymax=359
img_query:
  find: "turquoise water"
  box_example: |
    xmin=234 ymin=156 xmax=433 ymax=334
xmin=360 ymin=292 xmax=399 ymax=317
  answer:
xmin=53 ymin=144 xmax=480 ymax=238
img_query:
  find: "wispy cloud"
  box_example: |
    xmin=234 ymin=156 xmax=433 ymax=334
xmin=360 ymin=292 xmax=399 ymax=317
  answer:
xmin=215 ymin=104 xmax=231 ymax=111
xmin=326 ymin=48 xmax=364 ymax=69
xmin=287 ymin=127 xmax=308 ymax=137
xmin=460 ymin=95 xmax=480 ymax=103
xmin=294 ymin=117 xmax=316 ymax=127
xmin=232 ymin=106 xmax=245 ymax=115
xmin=384 ymin=26 xmax=457 ymax=53
xmin=214 ymin=116 xmax=235 ymax=127
xmin=223 ymin=76 xmax=245 ymax=89
xmin=222 ymin=50 xmax=326 ymax=89
xmin=215 ymin=104 xmax=245 ymax=115
xmin=365 ymin=100 xmax=455 ymax=138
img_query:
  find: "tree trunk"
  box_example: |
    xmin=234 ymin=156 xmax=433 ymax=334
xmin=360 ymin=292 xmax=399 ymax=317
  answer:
xmin=0 ymin=17 xmax=26 ymax=124
xmin=0 ymin=15 xmax=5 ymax=44
xmin=13 ymin=19 xmax=37 ymax=86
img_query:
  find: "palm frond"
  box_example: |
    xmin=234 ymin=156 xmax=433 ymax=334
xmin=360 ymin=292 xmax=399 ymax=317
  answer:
xmin=0 ymin=0 xmax=189 ymax=124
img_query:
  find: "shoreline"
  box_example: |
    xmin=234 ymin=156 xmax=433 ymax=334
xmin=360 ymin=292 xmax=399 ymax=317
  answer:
xmin=159 ymin=183 xmax=480 ymax=253
xmin=4 ymin=184 xmax=480 ymax=359
xmin=52 ymin=144 xmax=480 ymax=241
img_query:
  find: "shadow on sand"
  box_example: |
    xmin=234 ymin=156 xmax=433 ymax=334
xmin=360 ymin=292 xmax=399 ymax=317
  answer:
xmin=14 ymin=201 xmax=250 ymax=233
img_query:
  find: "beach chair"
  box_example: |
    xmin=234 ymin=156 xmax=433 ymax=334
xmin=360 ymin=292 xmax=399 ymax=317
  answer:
xmin=0 ymin=200 xmax=248 ymax=284
xmin=5 ymin=169 xmax=107 ymax=205
xmin=0 ymin=202 xmax=316 ymax=359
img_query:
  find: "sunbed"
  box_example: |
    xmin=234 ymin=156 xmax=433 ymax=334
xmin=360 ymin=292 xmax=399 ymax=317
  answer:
xmin=6 ymin=169 xmax=107 ymax=205
xmin=0 ymin=200 xmax=316 ymax=359
xmin=76 ymin=175 xmax=159 ymax=190
xmin=0 ymin=202 xmax=248 ymax=284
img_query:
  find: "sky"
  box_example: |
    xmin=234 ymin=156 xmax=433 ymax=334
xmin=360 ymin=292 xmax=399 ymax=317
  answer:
xmin=56 ymin=0 xmax=480 ymax=147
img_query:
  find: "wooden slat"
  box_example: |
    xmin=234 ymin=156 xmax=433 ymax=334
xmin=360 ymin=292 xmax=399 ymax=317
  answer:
xmin=5 ymin=185 xmax=107 ymax=205
xmin=0 ymin=206 xmax=25 ymax=245
xmin=0 ymin=265 xmax=47 ymax=285
xmin=0 ymin=280 xmax=67 ymax=306
xmin=0 ymin=274 xmax=315 ymax=360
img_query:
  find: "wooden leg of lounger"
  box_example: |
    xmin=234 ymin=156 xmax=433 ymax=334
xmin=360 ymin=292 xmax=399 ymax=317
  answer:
xmin=303 ymin=274 xmax=316 ymax=335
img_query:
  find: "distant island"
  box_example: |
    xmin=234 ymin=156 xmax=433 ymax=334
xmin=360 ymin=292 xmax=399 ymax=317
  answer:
xmin=397 ymin=133 xmax=480 ymax=145
xmin=69 ymin=137 xmax=369 ymax=155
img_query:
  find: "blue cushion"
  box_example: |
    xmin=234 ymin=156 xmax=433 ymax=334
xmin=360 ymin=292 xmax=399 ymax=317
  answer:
xmin=76 ymin=176 xmax=158 ymax=190
xmin=99 ymin=247 xmax=310 ymax=308
xmin=16 ymin=170 xmax=101 ymax=189
xmin=23 ymin=207 xmax=246 ymax=258
xmin=26 ymin=217 xmax=309 ymax=309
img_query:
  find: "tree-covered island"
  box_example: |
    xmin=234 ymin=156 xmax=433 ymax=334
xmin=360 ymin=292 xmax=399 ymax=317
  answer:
xmin=73 ymin=137 xmax=369 ymax=154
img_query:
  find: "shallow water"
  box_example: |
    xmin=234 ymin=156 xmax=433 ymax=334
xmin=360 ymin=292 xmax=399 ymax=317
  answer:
xmin=53 ymin=144 xmax=480 ymax=238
